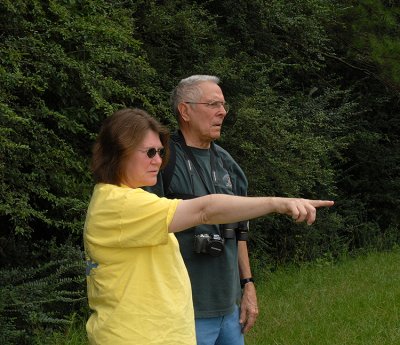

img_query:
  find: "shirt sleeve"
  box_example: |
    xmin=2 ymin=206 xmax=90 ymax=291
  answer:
xmin=119 ymin=188 xmax=181 ymax=247
xmin=85 ymin=185 xmax=181 ymax=248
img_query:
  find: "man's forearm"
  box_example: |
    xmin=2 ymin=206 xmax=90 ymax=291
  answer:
xmin=238 ymin=241 xmax=252 ymax=279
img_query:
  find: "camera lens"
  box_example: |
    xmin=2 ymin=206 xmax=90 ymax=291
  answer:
xmin=206 ymin=237 xmax=224 ymax=257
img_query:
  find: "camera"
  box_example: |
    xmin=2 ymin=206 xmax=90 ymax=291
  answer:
xmin=194 ymin=234 xmax=224 ymax=257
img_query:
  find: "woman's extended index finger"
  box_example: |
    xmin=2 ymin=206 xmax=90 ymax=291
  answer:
xmin=311 ymin=200 xmax=335 ymax=208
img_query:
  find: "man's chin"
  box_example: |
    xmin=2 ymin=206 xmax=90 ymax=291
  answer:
xmin=211 ymin=130 xmax=222 ymax=139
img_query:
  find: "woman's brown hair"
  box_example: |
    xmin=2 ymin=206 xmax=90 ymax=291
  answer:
xmin=91 ymin=108 xmax=170 ymax=185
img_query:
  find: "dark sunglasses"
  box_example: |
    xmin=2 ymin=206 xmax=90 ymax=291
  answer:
xmin=139 ymin=147 xmax=166 ymax=159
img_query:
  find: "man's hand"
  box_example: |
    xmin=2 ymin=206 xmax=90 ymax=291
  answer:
xmin=239 ymin=282 xmax=259 ymax=333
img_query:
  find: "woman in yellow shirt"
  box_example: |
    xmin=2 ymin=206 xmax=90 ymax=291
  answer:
xmin=84 ymin=108 xmax=333 ymax=345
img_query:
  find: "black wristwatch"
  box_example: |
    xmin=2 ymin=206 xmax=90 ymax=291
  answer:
xmin=240 ymin=277 xmax=254 ymax=289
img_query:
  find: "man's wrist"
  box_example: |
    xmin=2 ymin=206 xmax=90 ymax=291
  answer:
xmin=240 ymin=277 xmax=254 ymax=289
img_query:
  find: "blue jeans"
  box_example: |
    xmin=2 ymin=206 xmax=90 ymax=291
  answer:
xmin=195 ymin=305 xmax=245 ymax=345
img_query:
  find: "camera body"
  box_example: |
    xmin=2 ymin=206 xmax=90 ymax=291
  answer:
xmin=194 ymin=221 xmax=249 ymax=257
xmin=193 ymin=233 xmax=224 ymax=257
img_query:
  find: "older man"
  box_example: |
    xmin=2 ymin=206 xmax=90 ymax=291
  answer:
xmin=149 ymin=75 xmax=258 ymax=345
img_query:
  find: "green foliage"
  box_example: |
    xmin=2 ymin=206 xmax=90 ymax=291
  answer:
xmin=349 ymin=0 xmax=400 ymax=88
xmin=220 ymin=83 xmax=357 ymax=263
xmin=0 ymin=242 xmax=86 ymax=344
xmin=0 ymin=0 xmax=158 ymax=251
xmin=0 ymin=0 xmax=398 ymax=259
xmin=1 ymin=0 xmax=399 ymax=264
xmin=1 ymin=0 xmax=400 ymax=340
xmin=319 ymin=0 xmax=400 ymax=256
xmin=32 ymin=313 xmax=88 ymax=345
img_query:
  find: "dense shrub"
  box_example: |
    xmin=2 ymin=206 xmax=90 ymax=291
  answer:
xmin=1 ymin=0 xmax=400 ymax=341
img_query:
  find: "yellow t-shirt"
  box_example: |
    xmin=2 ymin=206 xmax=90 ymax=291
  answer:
xmin=84 ymin=183 xmax=195 ymax=345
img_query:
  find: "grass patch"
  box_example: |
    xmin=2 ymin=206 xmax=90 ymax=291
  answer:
xmin=32 ymin=313 xmax=88 ymax=345
xmin=246 ymin=249 xmax=400 ymax=345
xmin=33 ymin=249 xmax=400 ymax=345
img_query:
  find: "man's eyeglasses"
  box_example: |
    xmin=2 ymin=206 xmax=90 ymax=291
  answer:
xmin=184 ymin=100 xmax=230 ymax=113
xmin=138 ymin=147 xmax=166 ymax=159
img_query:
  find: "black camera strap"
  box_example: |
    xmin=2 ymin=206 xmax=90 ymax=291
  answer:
xmin=163 ymin=131 xmax=249 ymax=242
xmin=175 ymin=130 xmax=218 ymax=195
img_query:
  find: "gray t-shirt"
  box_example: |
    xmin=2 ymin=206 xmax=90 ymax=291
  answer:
xmin=147 ymin=136 xmax=248 ymax=318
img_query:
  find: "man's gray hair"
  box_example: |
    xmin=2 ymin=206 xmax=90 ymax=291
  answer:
xmin=170 ymin=75 xmax=220 ymax=118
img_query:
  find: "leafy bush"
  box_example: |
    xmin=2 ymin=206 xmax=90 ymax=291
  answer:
xmin=0 ymin=0 xmax=159 ymax=256
xmin=0 ymin=242 xmax=86 ymax=344
xmin=1 ymin=0 xmax=400 ymax=341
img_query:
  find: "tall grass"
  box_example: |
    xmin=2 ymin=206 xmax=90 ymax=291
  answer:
xmin=246 ymin=248 xmax=400 ymax=345
xmin=35 ymin=249 xmax=400 ymax=345
xmin=32 ymin=313 xmax=88 ymax=345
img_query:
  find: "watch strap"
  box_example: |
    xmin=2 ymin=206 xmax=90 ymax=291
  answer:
xmin=240 ymin=277 xmax=254 ymax=288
